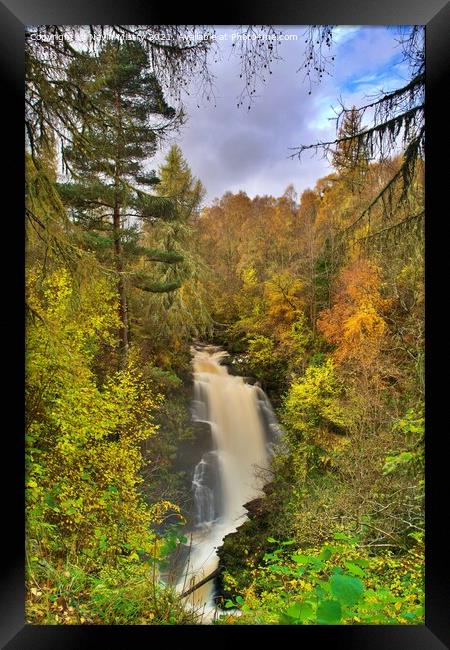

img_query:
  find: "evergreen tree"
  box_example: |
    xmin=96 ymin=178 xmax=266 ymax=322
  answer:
xmin=151 ymin=145 xmax=205 ymax=284
xmin=58 ymin=40 xmax=183 ymax=367
xmin=331 ymin=106 xmax=370 ymax=192
xmin=131 ymin=146 xmax=211 ymax=355
xmin=156 ymin=144 xmax=205 ymax=219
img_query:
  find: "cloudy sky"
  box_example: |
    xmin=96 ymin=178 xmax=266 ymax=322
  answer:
xmin=153 ymin=26 xmax=411 ymax=206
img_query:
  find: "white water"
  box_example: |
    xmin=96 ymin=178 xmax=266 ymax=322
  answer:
xmin=177 ymin=345 xmax=280 ymax=622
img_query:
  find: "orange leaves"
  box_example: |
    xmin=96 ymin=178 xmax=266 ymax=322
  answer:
xmin=317 ymin=259 xmax=389 ymax=366
xmin=340 ymin=262 xmax=385 ymax=309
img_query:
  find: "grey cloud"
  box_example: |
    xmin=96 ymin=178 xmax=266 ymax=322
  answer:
xmin=151 ymin=26 xmax=406 ymax=205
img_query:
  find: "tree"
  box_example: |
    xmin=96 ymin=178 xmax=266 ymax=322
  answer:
xmin=26 ymin=266 xmax=159 ymax=554
xmin=196 ymin=191 xmax=255 ymax=324
xmin=156 ymin=144 xmax=205 ymax=218
xmin=317 ymin=259 xmax=390 ymax=369
xmin=25 ymin=26 xmax=215 ymax=161
xmin=58 ymin=40 xmax=182 ymax=367
xmin=131 ymin=146 xmax=212 ymax=359
xmin=297 ymin=190 xmax=320 ymax=334
xmin=331 ymin=106 xmax=370 ymax=192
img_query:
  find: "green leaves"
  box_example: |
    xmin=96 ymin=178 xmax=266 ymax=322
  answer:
xmin=44 ymin=493 xmax=59 ymax=511
xmin=265 ymin=535 xmax=373 ymax=625
xmin=319 ymin=546 xmax=334 ymax=562
xmin=344 ymin=561 xmax=366 ymax=578
xmin=316 ymin=599 xmax=342 ymax=624
xmin=382 ymin=451 xmax=416 ymax=475
xmin=157 ymin=522 xmax=188 ymax=571
xmin=224 ymin=595 xmax=245 ymax=609
xmin=333 ymin=531 xmax=357 ymax=544
xmin=329 ymin=573 xmax=365 ymax=606
xmin=283 ymin=601 xmax=314 ymax=623
xmin=291 ymin=554 xmax=323 ymax=571
xmin=132 ymin=274 xmax=181 ymax=294
xmin=138 ymin=248 xmax=184 ymax=264
xmin=136 ymin=194 xmax=176 ymax=221
xmin=278 ymin=572 xmax=364 ymax=625
xmin=266 ymin=532 xmax=372 ymax=626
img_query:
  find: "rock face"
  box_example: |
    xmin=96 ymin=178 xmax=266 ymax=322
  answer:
xmin=215 ymin=482 xmax=275 ymax=602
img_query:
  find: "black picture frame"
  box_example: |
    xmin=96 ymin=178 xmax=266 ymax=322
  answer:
xmin=2 ymin=0 xmax=448 ymax=647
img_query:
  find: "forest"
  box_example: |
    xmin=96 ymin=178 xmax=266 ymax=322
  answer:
xmin=25 ymin=26 xmax=424 ymax=625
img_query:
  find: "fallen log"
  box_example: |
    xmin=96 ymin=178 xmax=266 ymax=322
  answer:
xmin=180 ymin=567 xmax=220 ymax=598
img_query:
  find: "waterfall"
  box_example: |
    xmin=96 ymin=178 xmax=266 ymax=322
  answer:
xmin=177 ymin=345 xmax=281 ymax=622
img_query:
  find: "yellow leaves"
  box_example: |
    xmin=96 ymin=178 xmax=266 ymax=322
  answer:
xmin=298 ymin=579 xmax=313 ymax=592
xmin=26 ymin=265 xmax=165 ymax=554
xmin=30 ymin=587 xmax=42 ymax=598
xmin=241 ymin=266 xmax=258 ymax=289
xmin=264 ymin=272 xmax=303 ymax=327
xmin=148 ymin=500 xmax=182 ymax=525
xmin=26 ymin=268 xmax=46 ymax=320
xmin=344 ymin=303 xmax=385 ymax=337
xmin=43 ymin=269 xmax=73 ymax=316
xmin=317 ymin=259 xmax=388 ymax=367
xmin=312 ymin=428 xmax=349 ymax=454
xmin=283 ymin=358 xmax=347 ymax=442
xmin=396 ymin=263 xmax=419 ymax=288
xmin=286 ymin=359 xmax=337 ymax=407
xmin=247 ymin=335 xmax=275 ymax=370
xmin=27 ymin=266 xmax=119 ymax=370
xmin=223 ymin=572 xmax=238 ymax=590
xmin=340 ymin=304 xmax=386 ymax=365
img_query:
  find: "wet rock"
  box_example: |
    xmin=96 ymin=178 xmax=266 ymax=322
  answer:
xmin=215 ymin=482 xmax=275 ymax=602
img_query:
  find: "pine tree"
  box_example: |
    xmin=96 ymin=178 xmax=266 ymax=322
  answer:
xmin=150 ymin=145 xmax=205 ymax=290
xmin=331 ymin=106 xmax=370 ymax=192
xmin=156 ymin=145 xmax=205 ymax=218
xmin=58 ymin=40 xmax=183 ymax=367
xmin=131 ymin=146 xmax=211 ymax=352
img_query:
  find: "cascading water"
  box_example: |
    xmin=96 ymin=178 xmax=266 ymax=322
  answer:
xmin=177 ymin=345 xmax=281 ymax=622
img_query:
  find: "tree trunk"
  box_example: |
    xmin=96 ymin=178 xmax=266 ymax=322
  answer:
xmin=113 ymin=201 xmax=129 ymax=368
xmin=180 ymin=568 xmax=219 ymax=599
xmin=113 ymin=89 xmax=129 ymax=369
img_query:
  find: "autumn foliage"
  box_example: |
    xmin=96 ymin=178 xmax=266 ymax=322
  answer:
xmin=317 ymin=259 xmax=390 ymax=367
